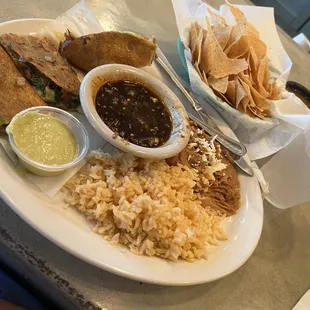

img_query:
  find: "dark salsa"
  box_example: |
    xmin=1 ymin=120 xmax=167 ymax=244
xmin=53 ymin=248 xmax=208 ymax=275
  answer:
xmin=95 ymin=80 xmax=172 ymax=147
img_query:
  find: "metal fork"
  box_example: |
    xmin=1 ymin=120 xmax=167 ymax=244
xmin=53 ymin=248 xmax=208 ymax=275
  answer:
xmin=155 ymin=53 xmax=254 ymax=176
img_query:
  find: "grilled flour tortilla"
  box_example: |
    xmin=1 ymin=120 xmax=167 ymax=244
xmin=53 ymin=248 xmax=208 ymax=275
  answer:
xmin=59 ymin=31 xmax=157 ymax=72
xmin=0 ymin=34 xmax=81 ymax=111
xmin=0 ymin=45 xmax=46 ymax=130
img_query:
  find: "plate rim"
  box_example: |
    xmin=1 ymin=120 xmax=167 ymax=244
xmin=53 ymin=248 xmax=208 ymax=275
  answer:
xmin=0 ymin=18 xmax=264 ymax=286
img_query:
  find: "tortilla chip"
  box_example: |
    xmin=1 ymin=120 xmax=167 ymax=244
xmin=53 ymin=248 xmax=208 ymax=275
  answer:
xmin=198 ymin=27 xmax=209 ymax=72
xmin=245 ymin=34 xmax=267 ymax=59
xmin=207 ymin=8 xmax=227 ymax=25
xmin=245 ymin=22 xmax=260 ymax=37
xmin=238 ymin=72 xmax=251 ymax=85
xmin=0 ymin=46 xmax=46 ymax=125
xmin=190 ymin=23 xmax=199 ymax=54
xmin=268 ymin=82 xmax=282 ymax=100
xmin=225 ymin=24 xmax=247 ymax=54
xmin=248 ymin=106 xmax=267 ymax=119
xmin=199 ymin=29 xmax=207 ymax=65
xmin=224 ymin=2 xmax=247 ymax=53
xmin=256 ymin=56 xmax=269 ymax=98
xmin=191 ymin=27 xmax=204 ymax=64
xmin=239 ymin=96 xmax=250 ymax=112
xmin=250 ymin=83 xmax=270 ymax=111
xmin=248 ymin=46 xmax=259 ymax=84
xmin=225 ymin=80 xmax=236 ymax=105
xmin=238 ymin=76 xmax=256 ymax=108
xmin=190 ymin=22 xmax=204 ymax=64
xmin=226 ymin=1 xmax=245 ymax=20
xmin=190 ymin=1 xmax=274 ymax=119
xmin=249 ymin=46 xmax=259 ymax=69
xmin=263 ymin=61 xmax=270 ymax=89
xmin=246 ymin=51 xmax=251 ymax=70
xmin=201 ymin=70 xmax=209 ymax=86
xmin=238 ymin=71 xmax=271 ymax=114
xmin=265 ymin=80 xmax=272 ymax=94
xmin=214 ymin=90 xmax=233 ymax=106
xmin=201 ymin=20 xmax=248 ymax=78
xmin=212 ymin=24 xmax=231 ymax=49
xmin=190 ymin=22 xmax=200 ymax=52
xmin=208 ymin=75 xmax=229 ymax=93
xmin=246 ymin=51 xmax=255 ymax=85
xmin=226 ymin=36 xmax=249 ymax=59
xmin=194 ymin=61 xmax=204 ymax=80
xmin=235 ymin=77 xmax=247 ymax=108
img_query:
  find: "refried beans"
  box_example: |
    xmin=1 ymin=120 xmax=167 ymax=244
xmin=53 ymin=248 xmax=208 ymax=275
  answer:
xmin=167 ymin=121 xmax=240 ymax=216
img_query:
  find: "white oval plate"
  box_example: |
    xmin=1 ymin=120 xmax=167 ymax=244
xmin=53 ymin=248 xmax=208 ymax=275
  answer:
xmin=0 ymin=19 xmax=263 ymax=286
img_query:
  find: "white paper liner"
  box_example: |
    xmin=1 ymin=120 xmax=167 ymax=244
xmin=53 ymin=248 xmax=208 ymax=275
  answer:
xmin=172 ymin=0 xmax=310 ymax=160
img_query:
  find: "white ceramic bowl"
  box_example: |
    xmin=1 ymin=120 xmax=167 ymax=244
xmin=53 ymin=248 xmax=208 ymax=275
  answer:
xmin=6 ymin=106 xmax=89 ymax=176
xmin=80 ymin=64 xmax=190 ymax=159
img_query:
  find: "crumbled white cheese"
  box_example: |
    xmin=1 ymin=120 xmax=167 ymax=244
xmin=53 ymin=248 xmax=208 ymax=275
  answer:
xmin=16 ymin=77 xmax=26 ymax=86
xmin=209 ymin=134 xmax=218 ymax=150
xmin=193 ymin=133 xmax=226 ymax=173
xmin=18 ymin=55 xmax=26 ymax=63
xmin=188 ymin=142 xmax=197 ymax=149
xmin=44 ymin=55 xmax=55 ymax=63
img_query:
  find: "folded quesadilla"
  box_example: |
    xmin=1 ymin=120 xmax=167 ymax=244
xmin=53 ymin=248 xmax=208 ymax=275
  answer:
xmin=59 ymin=31 xmax=157 ymax=72
xmin=0 ymin=45 xmax=46 ymax=129
xmin=0 ymin=34 xmax=81 ymax=110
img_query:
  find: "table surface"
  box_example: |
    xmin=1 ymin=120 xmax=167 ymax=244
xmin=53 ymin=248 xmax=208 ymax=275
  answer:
xmin=1 ymin=0 xmax=310 ymax=309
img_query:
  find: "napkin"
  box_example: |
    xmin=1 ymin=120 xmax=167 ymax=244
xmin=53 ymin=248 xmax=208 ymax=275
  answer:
xmin=172 ymin=0 xmax=310 ymax=160
xmin=292 ymin=289 xmax=310 ymax=310
xmin=261 ymin=124 xmax=310 ymax=208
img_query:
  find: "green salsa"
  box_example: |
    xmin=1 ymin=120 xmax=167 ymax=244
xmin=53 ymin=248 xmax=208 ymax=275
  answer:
xmin=10 ymin=112 xmax=77 ymax=165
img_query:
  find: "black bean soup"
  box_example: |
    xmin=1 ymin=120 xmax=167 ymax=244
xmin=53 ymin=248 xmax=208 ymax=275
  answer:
xmin=95 ymin=80 xmax=172 ymax=147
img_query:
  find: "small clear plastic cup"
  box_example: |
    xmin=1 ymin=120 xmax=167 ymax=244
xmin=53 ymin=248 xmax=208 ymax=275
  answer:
xmin=6 ymin=106 xmax=89 ymax=176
